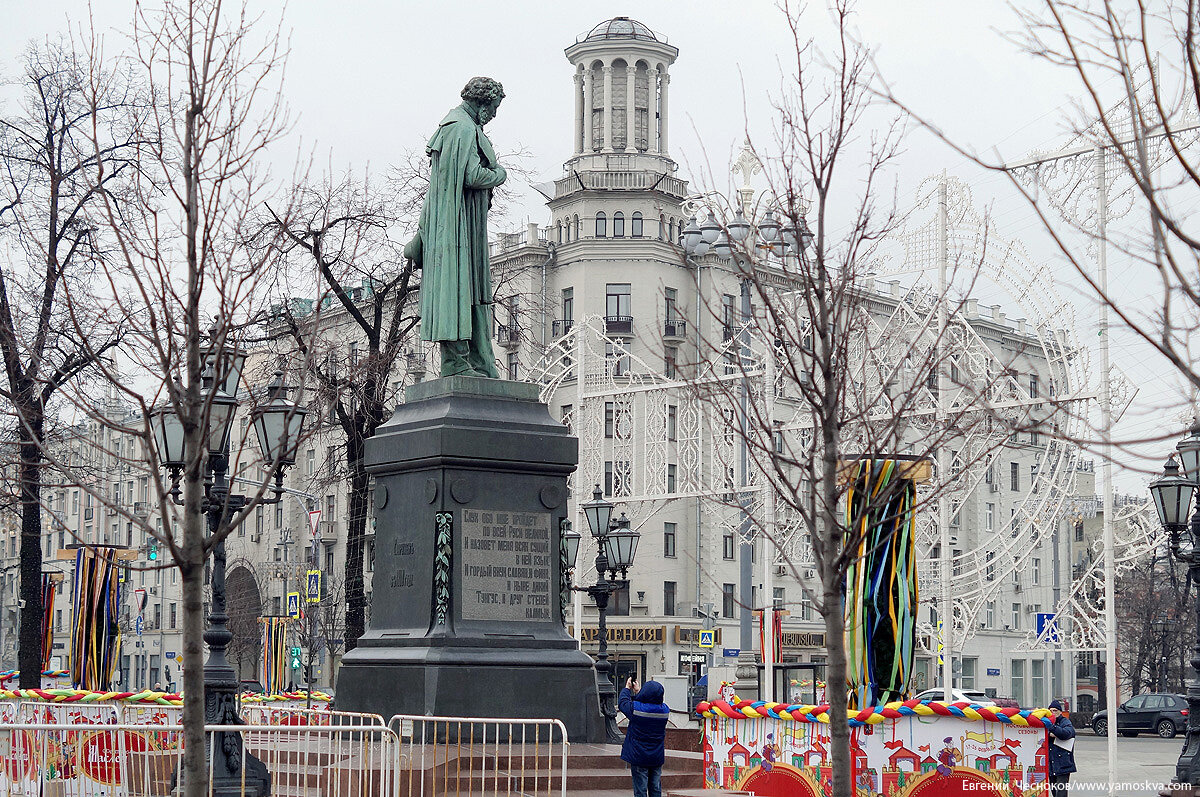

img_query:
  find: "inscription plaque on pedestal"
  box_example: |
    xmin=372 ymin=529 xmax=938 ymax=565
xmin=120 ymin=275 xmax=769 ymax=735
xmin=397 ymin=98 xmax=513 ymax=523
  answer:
xmin=461 ymin=508 xmax=553 ymax=621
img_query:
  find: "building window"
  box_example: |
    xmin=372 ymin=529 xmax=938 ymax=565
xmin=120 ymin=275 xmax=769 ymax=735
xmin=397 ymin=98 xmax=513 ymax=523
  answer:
xmin=664 ymin=346 xmax=677 ymax=378
xmin=613 ymin=211 xmax=625 ymax=237
xmin=664 ymin=522 xmax=676 ymax=558
xmin=608 ymin=585 xmax=630 ymax=616
xmin=772 ymin=586 xmax=785 ymax=611
xmin=1029 ymin=374 xmax=1039 ymax=398
xmin=667 ymin=464 xmax=677 ymax=493
xmin=985 ymin=503 xmax=994 ymax=532
xmin=664 ymin=581 xmax=676 ymax=616
xmin=1032 ymin=558 xmax=1040 ymax=585
xmin=961 ymin=657 xmax=977 ymax=689
xmin=667 ymin=405 xmax=677 ymax=441
xmin=722 ymin=294 xmax=736 ymax=337
xmin=604 ymin=461 xmax=614 ymax=496
xmin=722 ymin=583 xmax=736 ymax=618
xmin=595 ymin=211 xmax=607 ymax=238
xmin=604 ymin=402 xmax=615 ymax=438
xmin=605 ymin=341 xmax=630 ymax=376
xmin=1074 ymin=520 xmax=1084 ymax=541
xmin=631 ymin=211 xmax=643 ymax=237
xmin=1030 ymin=658 xmax=1045 ymax=706
xmin=1010 ymin=462 xmax=1019 ymax=491
xmin=573 ymin=214 xmax=580 ymax=239
xmin=985 ymin=552 xmax=995 ymax=581
xmin=665 ymin=286 xmax=678 ymax=321
xmin=606 ymin=283 xmax=631 ymax=319
xmin=560 ymin=404 xmax=573 ymax=430
xmin=1011 ymin=659 xmax=1025 ymax=705
xmin=986 ymin=600 xmax=995 ymax=627
xmin=306 ymin=449 xmax=315 ymax=476
xmin=1012 ymin=603 xmax=1021 ymax=629
xmin=507 ymin=352 xmax=519 ymax=381
xmin=723 ymin=533 xmax=735 ymax=560
xmin=800 ymin=595 xmax=813 ymax=621
xmin=562 ymin=287 xmax=574 ymax=322
xmin=169 ymin=603 xmax=177 ymax=629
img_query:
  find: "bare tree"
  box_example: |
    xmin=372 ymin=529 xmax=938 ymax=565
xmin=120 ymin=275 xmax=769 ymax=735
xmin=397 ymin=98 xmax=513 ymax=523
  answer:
xmin=0 ymin=40 xmax=143 ymax=688
xmin=68 ymin=2 xmax=302 ymax=794
xmin=677 ymin=4 xmax=1066 ymax=795
xmin=260 ymin=171 xmax=418 ymax=652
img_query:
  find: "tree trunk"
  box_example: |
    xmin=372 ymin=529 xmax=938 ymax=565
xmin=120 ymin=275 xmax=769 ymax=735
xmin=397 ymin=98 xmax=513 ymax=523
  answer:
xmin=343 ymin=465 xmax=369 ymax=651
xmin=822 ymin=585 xmax=852 ymax=797
xmin=179 ymin=460 xmax=209 ymax=797
xmin=17 ymin=414 xmax=45 ymax=689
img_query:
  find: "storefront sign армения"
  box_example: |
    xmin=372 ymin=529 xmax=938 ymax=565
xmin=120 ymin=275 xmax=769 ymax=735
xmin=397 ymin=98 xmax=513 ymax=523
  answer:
xmin=574 ymin=626 xmax=666 ymax=644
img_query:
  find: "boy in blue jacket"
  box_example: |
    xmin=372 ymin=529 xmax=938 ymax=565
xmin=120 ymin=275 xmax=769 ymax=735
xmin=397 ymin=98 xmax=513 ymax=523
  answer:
xmin=619 ymin=677 xmax=671 ymax=797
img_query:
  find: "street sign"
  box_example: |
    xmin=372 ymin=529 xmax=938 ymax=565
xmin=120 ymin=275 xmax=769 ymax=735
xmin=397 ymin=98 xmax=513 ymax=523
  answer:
xmin=698 ymin=630 xmax=714 ymax=649
xmin=987 ymin=668 xmax=1001 ymax=676
xmin=133 ymin=588 xmax=147 ymax=614
xmin=165 ymin=651 xmax=175 ymax=659
xmin=308 ymin=509 xmax=322 ymax=539
xmin=134 ymin=615 xmax=144 ymax=636
xmin=286 ymin=592 xmax=301 ymax=618
xmin=1036 ymin=612 xmax=1061 ymax=643
xmin=174 ymin=656 xmax=182 ymax=663
xmin=306 ymin=570 xmax=322 ymax=603
xmin=722 ymin=648 xmax=740 ymax=658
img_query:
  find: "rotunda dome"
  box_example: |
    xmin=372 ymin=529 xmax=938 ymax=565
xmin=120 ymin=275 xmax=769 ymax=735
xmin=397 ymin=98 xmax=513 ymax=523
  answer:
xmin=582 ymin=17 xmax=660 ymax=42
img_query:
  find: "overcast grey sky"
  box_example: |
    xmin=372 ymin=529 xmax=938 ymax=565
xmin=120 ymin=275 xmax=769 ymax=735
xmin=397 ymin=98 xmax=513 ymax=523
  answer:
xmin=0 ymin=0 xmax=1181 ymax=489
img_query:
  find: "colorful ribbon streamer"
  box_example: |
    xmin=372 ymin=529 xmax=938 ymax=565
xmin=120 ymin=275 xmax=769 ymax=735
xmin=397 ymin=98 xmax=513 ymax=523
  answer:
xmin=261 ymin=616 xmax=289 ymax=695
xmin=41 ymin=573 xmax=56 ymax=671
xmin=844 ymin=459 xmax=919 ymax=708
xmin=69 ymin=548 xmax=122 ymax=690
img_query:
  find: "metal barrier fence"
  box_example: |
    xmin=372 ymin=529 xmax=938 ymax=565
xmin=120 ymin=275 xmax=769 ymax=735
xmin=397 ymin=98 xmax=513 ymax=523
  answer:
xmin=389 ymin=714 xmax=569 ymax=797
xmin=2 ymin=713 xmax=569 ymax=797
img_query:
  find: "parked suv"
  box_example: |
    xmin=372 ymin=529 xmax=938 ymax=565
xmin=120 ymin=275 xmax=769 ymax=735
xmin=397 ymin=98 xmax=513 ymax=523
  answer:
xmin=1091 ymin=693 xmax=1188 ymax=738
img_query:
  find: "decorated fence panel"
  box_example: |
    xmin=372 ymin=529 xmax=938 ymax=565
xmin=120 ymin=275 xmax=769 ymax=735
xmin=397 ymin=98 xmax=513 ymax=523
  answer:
xmin=702 ymin=700 xmax=1052 ymax=797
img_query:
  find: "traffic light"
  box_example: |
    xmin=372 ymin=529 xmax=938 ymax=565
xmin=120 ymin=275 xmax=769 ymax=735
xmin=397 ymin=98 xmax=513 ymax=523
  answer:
xmin=148 ymin=542 xmax=158 ymax=561
xmin=290 ymin=647 xmax=302 ymax=670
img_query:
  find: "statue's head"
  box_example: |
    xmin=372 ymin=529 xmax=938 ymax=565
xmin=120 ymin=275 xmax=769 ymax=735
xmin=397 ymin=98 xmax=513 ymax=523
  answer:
xmin=461 ymin=77 xmax=505 ymax=124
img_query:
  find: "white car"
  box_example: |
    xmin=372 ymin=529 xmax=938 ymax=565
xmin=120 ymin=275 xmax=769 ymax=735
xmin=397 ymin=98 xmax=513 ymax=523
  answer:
xmin=912 ymin=688 xmax=997 ymax=706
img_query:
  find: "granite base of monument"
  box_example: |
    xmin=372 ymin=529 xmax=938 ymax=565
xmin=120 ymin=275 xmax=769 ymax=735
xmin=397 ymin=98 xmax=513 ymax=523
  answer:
xmin=334 ymin=377 xmax=605 ymax=743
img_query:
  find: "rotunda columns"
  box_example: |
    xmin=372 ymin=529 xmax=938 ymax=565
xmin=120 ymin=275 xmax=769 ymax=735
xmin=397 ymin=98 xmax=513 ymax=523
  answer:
xmin=625 ymin=67 xmax=636 ymax=152
xmin=574 ymin=72 xmax=584 ymax=154
xmin=602 ymin=65 xmax=614 ymax=152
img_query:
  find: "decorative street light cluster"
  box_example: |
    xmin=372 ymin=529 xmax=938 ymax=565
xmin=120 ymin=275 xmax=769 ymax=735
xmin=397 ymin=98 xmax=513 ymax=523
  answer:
xmin=150 ymin=339 xmax=306 ymax=797
xmin=1148 ymin=420 xmax=1200 ymax=787
xmin=679 ymin=207 xmax=813 ymax=262
xmin=561 ymin=486 xmax=641 ymax=744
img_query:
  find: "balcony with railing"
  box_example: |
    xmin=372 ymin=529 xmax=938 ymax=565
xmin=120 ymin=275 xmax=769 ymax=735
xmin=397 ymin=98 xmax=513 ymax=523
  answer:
xmin=552 ymin=319 xmax=574 ymax=338
xmin=488 ymin=224 xmax=550 ymax=257
xmin=604 ymin=316 xmax=634 ymax=335
xmin=664 ymin=319 xmax=687 ymax=339
xmin=496 ymin=324 xmax=521 ymax=347
xmin=553 ymin=171 xmax=688 ymax=199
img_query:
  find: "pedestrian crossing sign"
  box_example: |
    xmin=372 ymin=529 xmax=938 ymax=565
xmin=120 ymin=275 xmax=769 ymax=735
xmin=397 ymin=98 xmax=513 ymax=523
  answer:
xmin=698 ymin=630 xmax=714 ymax=649
xmin=306 ymin=570 xmax=321 ymax=603
xmin=286 ymin=592 xmax=301 ymax=618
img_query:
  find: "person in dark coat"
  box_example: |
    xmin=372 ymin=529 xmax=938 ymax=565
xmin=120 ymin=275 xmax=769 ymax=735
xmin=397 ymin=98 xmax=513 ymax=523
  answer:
xmin=1046 ymin=699 xmax=1077 ymax=791
xmin=619 ymin=677 xmax=670 ymax=797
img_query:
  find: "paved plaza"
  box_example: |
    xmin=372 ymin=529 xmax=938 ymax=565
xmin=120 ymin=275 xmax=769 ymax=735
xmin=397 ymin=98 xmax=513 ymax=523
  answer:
xmin=1071 ymin=732 xmax=1182 ymax=795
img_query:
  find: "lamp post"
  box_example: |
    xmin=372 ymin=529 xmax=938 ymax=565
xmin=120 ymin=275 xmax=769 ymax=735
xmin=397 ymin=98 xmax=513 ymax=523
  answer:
xmin=151 ymin=361 xmax=306 ymax=797
xmin=563 ymin=485 xmax=640 ymax=744
xmin=680 ymin=198 xmax=812 ymax=699
xmin=1149 ymin=431 xmax=1200 ymax=786
xmin=1152 ymin=617 xmax=1171 ymax=692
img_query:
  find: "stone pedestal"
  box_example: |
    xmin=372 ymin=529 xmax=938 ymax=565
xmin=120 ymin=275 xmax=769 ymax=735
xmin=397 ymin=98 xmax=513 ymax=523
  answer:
xmin=335 ymin=377 xmax=604 ymax=743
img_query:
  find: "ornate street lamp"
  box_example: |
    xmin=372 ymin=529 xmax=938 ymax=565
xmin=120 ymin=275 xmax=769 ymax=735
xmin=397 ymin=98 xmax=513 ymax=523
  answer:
xmin=566 ymin=485 xmax=640 ymax=744
xmin=1149 ymin=447 xmax=1200 ymax=787
xmin=150 ymin=360 xmax=305 ymax=797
